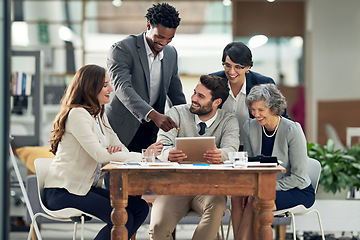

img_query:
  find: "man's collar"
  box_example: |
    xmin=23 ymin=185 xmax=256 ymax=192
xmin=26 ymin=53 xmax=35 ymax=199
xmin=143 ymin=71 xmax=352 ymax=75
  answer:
xmin=143 ymin=33 xmax=164 ymax=60
xmin=194 ymin=110 xmax=218 ymax=127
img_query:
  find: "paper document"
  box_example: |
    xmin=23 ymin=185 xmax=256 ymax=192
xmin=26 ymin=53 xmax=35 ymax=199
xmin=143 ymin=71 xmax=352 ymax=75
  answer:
xmin=143 ymin=162 xmax=180 ymax=167
xmin=246 ymin=162 xmax=277 ymax=167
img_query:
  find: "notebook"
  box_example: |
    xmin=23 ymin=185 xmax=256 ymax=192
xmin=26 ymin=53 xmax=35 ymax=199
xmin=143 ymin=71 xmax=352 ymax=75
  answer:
xmin=175 ymin=136 xmax=216 ymax=163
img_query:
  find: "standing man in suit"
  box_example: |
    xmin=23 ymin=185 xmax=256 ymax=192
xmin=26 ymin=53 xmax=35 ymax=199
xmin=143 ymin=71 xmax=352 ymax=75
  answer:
xmin=106 ymin=3 xmax=186 ymax=152
xmin=210 ymin=42 xmax=289 ymax=149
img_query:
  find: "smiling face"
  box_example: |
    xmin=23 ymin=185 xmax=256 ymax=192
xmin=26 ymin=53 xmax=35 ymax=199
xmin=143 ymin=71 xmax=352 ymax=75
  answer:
xmin=145 ymin=23 xmax=176 ymax=56
xmin=250 ymin=100 xmax=278 ymax=130
xmin=97 ymin=73 xmax=113 ymax=106
xmin=223 ymin=56 xmax=251 ymax=86
xmin=190 ymin=83 xmax=221 ymax=121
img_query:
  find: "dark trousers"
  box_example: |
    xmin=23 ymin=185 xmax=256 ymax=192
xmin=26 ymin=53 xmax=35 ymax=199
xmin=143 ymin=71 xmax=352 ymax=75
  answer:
xmin=44 ymin=187 xmax=149 ymax=240
xmin=101 ymin=121 xmax=158 ymax=235
xmin=104 ymin=121 xmax=158 ymax=190
xmin=127 ymin=121 xmax=158 ymax=152
xmin=275 ymin=184 xmax=315 ymax=210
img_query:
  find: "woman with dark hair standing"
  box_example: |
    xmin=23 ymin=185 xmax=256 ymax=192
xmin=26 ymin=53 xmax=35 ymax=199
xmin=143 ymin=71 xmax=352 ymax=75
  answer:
xmin=43 ymin=64 xmax=162 ymax=240
xmin=211 ymin=42 xmax=289 ymax=148
xmin=231 ymin=84 xmax=315 ymax=240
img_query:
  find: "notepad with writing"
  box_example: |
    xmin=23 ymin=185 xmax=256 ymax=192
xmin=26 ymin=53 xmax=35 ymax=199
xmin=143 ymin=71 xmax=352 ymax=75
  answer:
xmin=175 ymin=136 xmax=216 ymax=163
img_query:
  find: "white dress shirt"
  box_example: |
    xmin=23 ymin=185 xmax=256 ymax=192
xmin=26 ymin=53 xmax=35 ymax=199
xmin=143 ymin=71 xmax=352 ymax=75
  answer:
xmin=194 ymin=111 xmax=218 ymax=134
xmin=221 ymin=80 xmax=249 ymax=145
xmin=144 ymin=33 xmax=163 ymax=107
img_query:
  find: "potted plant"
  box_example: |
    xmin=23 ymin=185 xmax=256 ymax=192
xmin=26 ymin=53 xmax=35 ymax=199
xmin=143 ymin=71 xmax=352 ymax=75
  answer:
xmin=346 ymin=142 xmax=360 ymax=197
xmin=307 ymin=139 xmax=360 ymax=197
xmin=347 ymin=142 xmax=360 ymax=165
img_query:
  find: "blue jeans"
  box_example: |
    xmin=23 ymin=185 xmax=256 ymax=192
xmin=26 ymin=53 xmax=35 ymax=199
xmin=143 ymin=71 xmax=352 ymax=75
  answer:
xmin=44 ymin=187 xmax=149 ymax=240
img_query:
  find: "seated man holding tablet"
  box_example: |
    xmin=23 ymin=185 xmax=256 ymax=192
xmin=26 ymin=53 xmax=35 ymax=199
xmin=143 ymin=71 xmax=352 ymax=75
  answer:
xmin=149 ymin=75 xmax=239 ymax=240
xmin=174 ymin=136 xmax=216 ymax=163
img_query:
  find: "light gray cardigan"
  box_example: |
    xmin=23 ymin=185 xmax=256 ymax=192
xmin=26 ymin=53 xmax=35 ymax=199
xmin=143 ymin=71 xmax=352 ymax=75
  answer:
xmin=157 ymin=104 xmax=240 ymax=161
xmin=243 ymin=117 xmax=311 ymax=191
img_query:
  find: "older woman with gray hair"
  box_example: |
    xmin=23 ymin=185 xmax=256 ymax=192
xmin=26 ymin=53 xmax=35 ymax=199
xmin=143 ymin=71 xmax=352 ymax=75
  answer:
xmin=231 ymin=84 xmax=315 ymax=240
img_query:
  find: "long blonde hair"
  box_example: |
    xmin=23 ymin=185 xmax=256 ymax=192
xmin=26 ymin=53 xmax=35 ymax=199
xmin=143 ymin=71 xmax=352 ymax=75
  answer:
xmin=50 ymin=64 xmax=106 ymax=154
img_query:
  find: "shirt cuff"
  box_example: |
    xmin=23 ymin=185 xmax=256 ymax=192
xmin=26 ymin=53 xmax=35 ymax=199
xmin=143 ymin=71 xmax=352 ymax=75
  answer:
xmin=144 ymin=109 xmax=154 ymax=122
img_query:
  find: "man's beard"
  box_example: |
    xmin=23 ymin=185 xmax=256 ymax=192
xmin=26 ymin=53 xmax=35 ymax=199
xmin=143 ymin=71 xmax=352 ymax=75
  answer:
xmin=190 ymin=101 xmax=213 ymax=116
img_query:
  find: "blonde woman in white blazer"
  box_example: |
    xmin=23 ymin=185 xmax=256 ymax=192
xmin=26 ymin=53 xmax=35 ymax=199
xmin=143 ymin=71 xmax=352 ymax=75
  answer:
xmin=44 ymin=64 xmax=162 ymax=240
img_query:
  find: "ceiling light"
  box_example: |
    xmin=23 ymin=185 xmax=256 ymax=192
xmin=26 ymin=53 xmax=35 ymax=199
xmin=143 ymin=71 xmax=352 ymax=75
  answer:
xmin=248 ymin=35 xmax=268 ymax=49
xmin=267 ymin=0 xmax=275 ymax=2
xmin=290 ymin=36 xmax=303 ymax=48
xmin=58 ymin=26 xmax=73 ymax=41
xmin=12 ymin=22 xmax=29 ymax=46
xmin=112 ymin=0 xmax=122 ymax=7
xmin=222 ymin=0 xmax=231 ymax=6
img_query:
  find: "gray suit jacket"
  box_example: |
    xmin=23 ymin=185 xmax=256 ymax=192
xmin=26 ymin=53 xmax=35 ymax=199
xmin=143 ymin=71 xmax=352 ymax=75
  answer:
xmin=106 ymin=33 xmax=186 ymax=146
xmin=243 ymin=117 xmax=311 ymax=191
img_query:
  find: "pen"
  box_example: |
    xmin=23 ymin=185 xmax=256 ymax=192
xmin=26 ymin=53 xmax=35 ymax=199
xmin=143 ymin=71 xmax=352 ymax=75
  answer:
xmin=193 ymin=163 xmax=210 ymax=166
xmin=163 ymin=143 xmax=173 ymax=146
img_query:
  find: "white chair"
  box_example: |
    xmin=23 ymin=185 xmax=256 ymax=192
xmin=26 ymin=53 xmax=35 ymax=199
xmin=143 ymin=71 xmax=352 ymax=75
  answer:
xmin=325 ymin=123 xmax=345 ymax=150
xmin=27 ymin=158 xmax=97 ymax=240
xmin=273 ymin=158 xmax=325 ymax=240
xmin=220 ymin=197 xmax=231 ymax=240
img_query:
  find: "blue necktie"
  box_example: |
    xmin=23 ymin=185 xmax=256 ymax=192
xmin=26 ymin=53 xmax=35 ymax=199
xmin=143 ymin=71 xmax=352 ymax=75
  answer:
xmin=199 ymin=122 xmax=206 ymax=135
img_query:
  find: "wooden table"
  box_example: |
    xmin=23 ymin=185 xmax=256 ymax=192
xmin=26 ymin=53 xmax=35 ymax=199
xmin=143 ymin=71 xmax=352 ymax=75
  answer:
xmin=102 ymin=163 xmax=285 ymax=240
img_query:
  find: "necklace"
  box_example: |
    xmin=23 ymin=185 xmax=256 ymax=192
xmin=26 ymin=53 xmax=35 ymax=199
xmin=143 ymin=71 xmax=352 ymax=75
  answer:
xmin=262 ymin=116 xmax=281 ymax=138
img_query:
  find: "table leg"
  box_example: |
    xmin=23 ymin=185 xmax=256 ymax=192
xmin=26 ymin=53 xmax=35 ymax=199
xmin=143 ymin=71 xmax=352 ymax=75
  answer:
xmin=253 ymin=198 xmax=275 ymax=240
xmin=253 ymin=173 xmax=277 ymax=240
xmin=110 ymin=171 xmax=128 ymax=240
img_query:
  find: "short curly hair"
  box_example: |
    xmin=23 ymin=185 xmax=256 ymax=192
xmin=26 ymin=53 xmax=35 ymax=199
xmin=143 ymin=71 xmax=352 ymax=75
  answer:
xmin=145 ymin=3 xmax=181 ymax=29
xmin=245 ymin=84 xmax=287 ymax=116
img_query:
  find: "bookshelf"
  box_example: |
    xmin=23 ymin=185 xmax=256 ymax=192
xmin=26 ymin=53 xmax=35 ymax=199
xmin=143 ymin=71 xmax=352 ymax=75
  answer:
xmin=10 ymin=50 xmax=42 ymax=147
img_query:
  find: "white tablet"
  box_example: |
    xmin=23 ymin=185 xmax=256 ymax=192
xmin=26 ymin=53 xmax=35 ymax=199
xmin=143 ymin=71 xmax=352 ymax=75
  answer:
xmin=175 ymin=136 xmax=216 ymax=163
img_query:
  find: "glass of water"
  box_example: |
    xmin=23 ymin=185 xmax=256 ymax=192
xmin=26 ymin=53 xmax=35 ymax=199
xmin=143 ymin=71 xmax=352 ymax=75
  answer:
xmin=141 ymin=149 xmax=155 ymax=163
xmin=234 ymin=151 xmax=248 ymax=168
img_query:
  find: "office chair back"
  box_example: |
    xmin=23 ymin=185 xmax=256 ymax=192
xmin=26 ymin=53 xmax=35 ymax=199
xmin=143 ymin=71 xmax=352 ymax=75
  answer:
xmin=34 ymin=158 xmax=95 ymax=219
xmin=307 ymin=158 xmax=321 ymax=193
xmin=27 ymin=158 xmax=96 ymax=240
xmin=273 ymin=158 xmax=325 ymax=240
